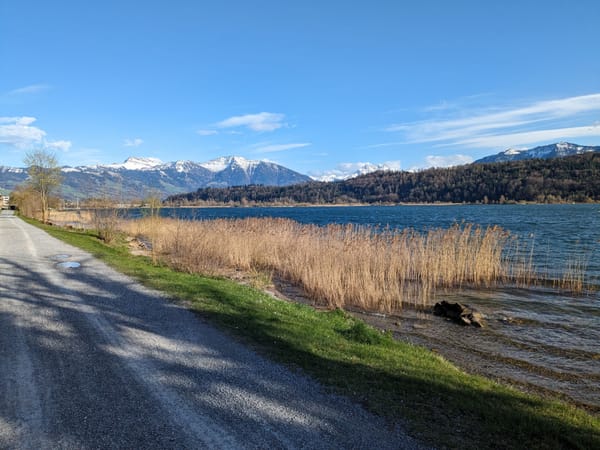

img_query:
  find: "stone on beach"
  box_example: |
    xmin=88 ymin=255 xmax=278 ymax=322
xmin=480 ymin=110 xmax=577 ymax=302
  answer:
xmin=433 ymin=300 xmax=485 ymax=328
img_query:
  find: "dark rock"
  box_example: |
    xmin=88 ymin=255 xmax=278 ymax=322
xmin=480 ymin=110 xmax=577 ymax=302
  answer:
xmin=433 ymin=300 xmax=485 ymax=328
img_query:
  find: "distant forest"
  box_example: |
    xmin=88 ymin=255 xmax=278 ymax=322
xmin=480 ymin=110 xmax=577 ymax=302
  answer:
xmin=165 ymin=152 xmax=600 ymax=205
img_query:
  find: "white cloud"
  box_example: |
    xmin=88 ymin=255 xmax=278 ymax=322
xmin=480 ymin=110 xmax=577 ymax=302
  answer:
xmin=386 ymin=93 xmax=600 ymax=149
xmin=124 ymin=138 xmax=144 ymax=147
xmin=197 ymin=129 xmax=218 ymax=136
xmin=0 ymin=116 xmax=72 ymax=155
xmin=425 ymin=154 xmax=474 ymax=168
xmin=453 ymin=124 xmax=600 ymax=148
xmin=421 ymin=100 xmax=455 ymax=112
xmin=0 ymin=116 xmax=37 ymax=126
xmin=254 ymin=142 xmax=311 ymax=153
xmin=6 ymin=84 xmax=50 ymax=96
xmin=46 ymin=140 xmax=72 ymax=152
xmin=0 ymin=116 xmax=46 ymax=148
xmin=216 ymin=112 xmax=286 ymax=132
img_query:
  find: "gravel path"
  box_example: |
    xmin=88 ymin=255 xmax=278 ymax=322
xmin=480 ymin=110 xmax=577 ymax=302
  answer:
xmin=0 ymin=211 xmax=425 ymax=449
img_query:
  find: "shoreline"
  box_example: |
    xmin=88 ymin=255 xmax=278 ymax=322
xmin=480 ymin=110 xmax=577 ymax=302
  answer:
xmin=257 ymin=274 xmax=600 ymax=414
xmin=59 ymin=200 xmax=600 ymax=211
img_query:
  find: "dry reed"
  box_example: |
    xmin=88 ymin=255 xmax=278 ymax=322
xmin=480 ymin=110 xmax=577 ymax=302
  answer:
xmin=49 ymin=209 xmax=591 ymax=309
xmin=118 ymin=217 xmax=524 ymax=312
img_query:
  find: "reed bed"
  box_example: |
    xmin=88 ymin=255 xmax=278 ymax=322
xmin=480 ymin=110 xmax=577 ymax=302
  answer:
xmin=49 ymin=209 xmax=95 ymax=228
xmin=117 ymin=217 xmax=524 ymax=312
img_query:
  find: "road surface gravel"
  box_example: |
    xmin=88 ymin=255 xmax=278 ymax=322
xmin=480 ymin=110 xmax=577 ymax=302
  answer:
xmin=0 ymin=211 xmax=426 ymax=449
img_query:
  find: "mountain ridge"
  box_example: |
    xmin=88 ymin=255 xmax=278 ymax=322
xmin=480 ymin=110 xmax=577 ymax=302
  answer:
xmin=475 ymin=142 xmax=600 ymax=163
xmin=167 ymin=152 xmax=600 ymax=205
xmin=2 ymin=142 xmax=599 ymax=200
xmin=310 ymin=161 xmax=402 ymax=182
xmin=0 ymin=155 xmax=310 ymax=201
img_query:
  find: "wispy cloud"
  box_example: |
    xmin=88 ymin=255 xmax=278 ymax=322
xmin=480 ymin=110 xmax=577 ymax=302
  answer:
xmin=216 ymin=112 xmax=286 ymax=132
xmin=451 ymin=124 xmax=600 ymax=149
xmin=46 ymin=140 xmax=72 ymax=152
xmin=197 ymin=129 xmax=218 ymax=136
xmin=421 ymin=100 xmax=455 ymax=113
xmin=363 ymin=141 xmax=407 ymax=149
xmin=124 ymin=138 xmax=144 ymax=147
xmin=386 ymin=93 xmax=600 ymax=149
xmin=6 ymin=84 xmax=50 ymax=96
xmin=253 ymin=142 xmax=311 ymax=153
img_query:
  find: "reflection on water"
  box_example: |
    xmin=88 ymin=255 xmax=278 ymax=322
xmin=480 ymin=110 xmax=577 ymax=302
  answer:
xmin=56 ymin=261 xmax=81 ymax=269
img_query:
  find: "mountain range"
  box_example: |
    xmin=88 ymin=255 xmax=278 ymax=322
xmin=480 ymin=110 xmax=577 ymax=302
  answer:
xmin=310 ymin=161 xmax=402 ymax=182
xmin=474 ymin=142 xmax=600 ymax=163
xmin=1 ymin=142 xmax=598 ymax=200
xmin=169 ymin=151 xmax=600 ymax=205
xmin=0 ymin=156 xmax=310 ymax=201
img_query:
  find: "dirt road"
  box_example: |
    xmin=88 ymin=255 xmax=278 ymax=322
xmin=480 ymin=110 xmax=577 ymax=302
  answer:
xmin=0 ymin=211 xmax=423 ymax=449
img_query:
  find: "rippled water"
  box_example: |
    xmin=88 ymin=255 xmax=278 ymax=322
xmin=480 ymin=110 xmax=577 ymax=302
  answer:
xmin=435 ymin=287 xmax=600 ymax=409
xmin=128 ymin=204 xmax=600 ymax=408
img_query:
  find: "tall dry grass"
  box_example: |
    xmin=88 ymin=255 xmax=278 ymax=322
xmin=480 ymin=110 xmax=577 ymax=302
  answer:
xmin=118 ymin=217 xmax=524 ymax=312
xmin=48 ymin=209 xmax=95 ymax=228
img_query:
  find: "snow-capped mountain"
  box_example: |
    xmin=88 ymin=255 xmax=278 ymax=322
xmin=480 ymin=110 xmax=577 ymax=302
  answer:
xmin=311 ymin=161 xmax=402 ymax=182
xmin=0 ymin=156 xmax=310 ymax=201
xmin=0 ymin=166 xmax=26 ymax=195
xmin=199 ymin=156 xmax=258 ymax=173
xmin=475 ymin=142 xmax=600 ymax=163
xmin=104 ymin=156 xmax=164 ymax=171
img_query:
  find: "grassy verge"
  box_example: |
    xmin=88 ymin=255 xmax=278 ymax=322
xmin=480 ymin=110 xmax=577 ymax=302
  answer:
xmin=32 ymin=218 xmax=600 ymax=449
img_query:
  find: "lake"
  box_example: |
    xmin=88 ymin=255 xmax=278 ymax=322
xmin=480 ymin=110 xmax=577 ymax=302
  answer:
xmin=128 ymin=204 xmax=600 ymax=410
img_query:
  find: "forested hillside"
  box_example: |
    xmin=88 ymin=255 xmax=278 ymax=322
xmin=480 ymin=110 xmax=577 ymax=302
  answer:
xmin=166 ymin=152 xmax=600 ymax=205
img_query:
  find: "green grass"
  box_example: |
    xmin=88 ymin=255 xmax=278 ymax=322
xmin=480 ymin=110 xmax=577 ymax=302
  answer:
xmin=31 ymin=218 xmax=600 ymax=449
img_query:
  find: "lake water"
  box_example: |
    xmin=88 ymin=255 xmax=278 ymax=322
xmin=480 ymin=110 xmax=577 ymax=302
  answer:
xmin=130 ymin=204 xmax=600 ymax=410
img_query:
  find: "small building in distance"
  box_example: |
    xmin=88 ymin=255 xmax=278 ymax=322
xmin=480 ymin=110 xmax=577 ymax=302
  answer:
xmin=1 ymin=195 xmax=10 ymax=209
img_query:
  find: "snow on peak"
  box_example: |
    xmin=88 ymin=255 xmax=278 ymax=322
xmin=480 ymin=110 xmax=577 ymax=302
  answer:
xmin=102 ymin=156 xmax=164 ymax=170
xmin=173 ymin=160 xmax=196 ymax=173
xmin=121 ymin=156 xmax=163 ymax=170
xmin=199 ymin=156 xmax=261 ymax=172
xmin=504 ymin=147 xmax=527 ymax=156
xmin=199 ymin=156 xmax=232 ymax=172
xmin=0 ymin=166 xmax=25 ymax=174
xmin=231 ymin=156 xmax=261 ymax=171
xmin=311 ymin=161 xmax=401 ymax=182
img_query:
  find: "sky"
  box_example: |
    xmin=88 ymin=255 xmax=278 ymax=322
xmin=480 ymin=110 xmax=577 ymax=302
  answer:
xmin=1 ymin=0 xmax=600 ymax=178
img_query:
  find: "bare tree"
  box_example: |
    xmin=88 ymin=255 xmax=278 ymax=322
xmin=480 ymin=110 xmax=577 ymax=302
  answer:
xmin=24 ymin=150 xmax=63 ymax=223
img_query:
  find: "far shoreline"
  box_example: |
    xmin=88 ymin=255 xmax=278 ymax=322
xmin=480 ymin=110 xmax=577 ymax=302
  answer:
xmin=159 ymin=200 xmax=599 ymax=209
xmin=57 ymin=200 xmax=600 ymax=211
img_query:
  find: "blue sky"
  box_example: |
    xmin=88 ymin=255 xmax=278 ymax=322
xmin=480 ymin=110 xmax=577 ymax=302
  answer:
xmin=1 ymin=0 xmax=599 ymax=177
